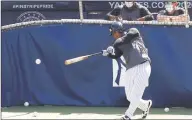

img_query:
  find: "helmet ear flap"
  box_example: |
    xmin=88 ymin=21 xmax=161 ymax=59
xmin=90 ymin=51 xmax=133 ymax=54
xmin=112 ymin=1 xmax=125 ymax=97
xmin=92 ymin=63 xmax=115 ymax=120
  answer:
xmin=109 ymin=27 xmax=113 ymax=36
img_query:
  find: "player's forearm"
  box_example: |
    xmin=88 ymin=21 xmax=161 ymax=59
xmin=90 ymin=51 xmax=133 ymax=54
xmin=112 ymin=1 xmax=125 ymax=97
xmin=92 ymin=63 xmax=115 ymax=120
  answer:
xmin=107 ymin=53 xmax=122 ymax=59
xmin=107 ymin=47 xmax=123 ymax=59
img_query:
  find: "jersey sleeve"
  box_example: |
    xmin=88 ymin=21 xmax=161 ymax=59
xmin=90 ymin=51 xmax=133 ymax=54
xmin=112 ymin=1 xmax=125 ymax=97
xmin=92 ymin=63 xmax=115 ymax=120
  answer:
xmin=107 ymin=28 xmax=140 ymax=59
xmin=140 ymin=7 xmax=154 ymax=21
xmin=124 ymin=28 xmax=140 ymax=43
xmin=115 ymin=28 xmax=140 ymax=47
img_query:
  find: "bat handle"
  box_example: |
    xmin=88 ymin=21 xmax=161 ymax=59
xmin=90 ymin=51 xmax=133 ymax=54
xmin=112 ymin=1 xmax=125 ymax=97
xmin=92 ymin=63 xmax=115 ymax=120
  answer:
xmin=88 ymin=51 xmax=102 ymax=57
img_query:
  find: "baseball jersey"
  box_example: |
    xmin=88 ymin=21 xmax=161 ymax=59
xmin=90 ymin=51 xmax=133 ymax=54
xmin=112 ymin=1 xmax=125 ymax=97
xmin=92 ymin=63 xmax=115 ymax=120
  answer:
xmin=105 ymin=3 xmax=154 ymax=21
xmin=107 ymin=28 xmax=150 ymax=70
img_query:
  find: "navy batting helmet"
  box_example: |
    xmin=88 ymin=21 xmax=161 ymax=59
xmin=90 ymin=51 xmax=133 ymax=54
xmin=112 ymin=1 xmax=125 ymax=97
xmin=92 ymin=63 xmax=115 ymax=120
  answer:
xmin=109 ymin=22 xmax=125 ymax=36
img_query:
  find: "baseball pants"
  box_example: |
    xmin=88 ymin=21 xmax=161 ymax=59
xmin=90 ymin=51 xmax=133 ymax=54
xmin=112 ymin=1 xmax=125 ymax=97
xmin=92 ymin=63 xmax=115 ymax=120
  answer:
xmin=123 ymin=61 xmax=151 ymax=118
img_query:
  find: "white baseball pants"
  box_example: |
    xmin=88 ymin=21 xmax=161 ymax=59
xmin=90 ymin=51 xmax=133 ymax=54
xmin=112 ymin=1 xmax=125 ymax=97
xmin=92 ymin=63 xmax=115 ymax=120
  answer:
xmin=123 ymin=61 xmax=151 ymax=118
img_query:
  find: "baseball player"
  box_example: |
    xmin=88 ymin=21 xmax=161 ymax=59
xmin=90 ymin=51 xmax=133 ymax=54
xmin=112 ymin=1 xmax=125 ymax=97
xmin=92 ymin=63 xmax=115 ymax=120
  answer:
xmin=102 ymin=22 xmax=152 ymax=120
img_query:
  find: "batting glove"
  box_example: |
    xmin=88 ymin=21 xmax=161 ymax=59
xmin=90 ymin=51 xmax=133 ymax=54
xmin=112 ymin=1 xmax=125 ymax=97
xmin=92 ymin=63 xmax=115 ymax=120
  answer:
xmin=102 ymin=50 xmax=109 ymax=56
xmin=107 ymin=46 xmax=115 ymax=55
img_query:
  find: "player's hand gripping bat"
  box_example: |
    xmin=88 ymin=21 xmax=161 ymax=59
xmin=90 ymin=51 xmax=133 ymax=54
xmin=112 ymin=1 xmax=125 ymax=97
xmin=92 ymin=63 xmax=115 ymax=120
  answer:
xmin=64 ymin=52 xmax=102 ymax=65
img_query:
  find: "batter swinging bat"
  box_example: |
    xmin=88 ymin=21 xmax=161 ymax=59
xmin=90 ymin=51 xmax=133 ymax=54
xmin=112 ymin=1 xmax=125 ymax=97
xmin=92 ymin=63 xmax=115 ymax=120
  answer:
xmin=65 ymin=52 xmax=102 ymax=65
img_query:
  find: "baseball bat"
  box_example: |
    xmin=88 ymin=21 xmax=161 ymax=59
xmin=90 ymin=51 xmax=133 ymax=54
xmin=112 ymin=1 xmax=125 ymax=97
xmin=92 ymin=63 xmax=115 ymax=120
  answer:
xmin=64 ymin=52 xmax=102 ymax=65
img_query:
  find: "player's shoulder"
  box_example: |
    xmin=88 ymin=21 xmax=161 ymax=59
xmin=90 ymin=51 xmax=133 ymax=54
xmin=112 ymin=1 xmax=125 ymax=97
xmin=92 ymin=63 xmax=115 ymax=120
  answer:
xmin=113 ymin=37 xmax=123 ymax=46
xmin=127 ymin=28 xmax=140 ymax=34
xmin=122 ymin=28 xmax=140 ymax=40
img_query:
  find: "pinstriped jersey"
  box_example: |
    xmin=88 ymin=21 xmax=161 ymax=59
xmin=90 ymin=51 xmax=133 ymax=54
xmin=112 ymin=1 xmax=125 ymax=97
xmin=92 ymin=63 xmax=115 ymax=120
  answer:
xmin=108 ymin=28 xmax=150 ymax=70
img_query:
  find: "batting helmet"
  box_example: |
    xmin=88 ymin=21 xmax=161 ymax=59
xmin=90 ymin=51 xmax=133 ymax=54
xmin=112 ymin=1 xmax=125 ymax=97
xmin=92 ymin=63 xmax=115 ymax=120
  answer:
xmin=109 ymin=22 xmax=125 ymax=36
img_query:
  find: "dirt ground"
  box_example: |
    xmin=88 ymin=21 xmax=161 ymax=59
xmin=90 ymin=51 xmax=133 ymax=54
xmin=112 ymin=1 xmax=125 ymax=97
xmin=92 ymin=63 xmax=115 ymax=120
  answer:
xmin=2 ymin=106 xmax=192 ymax=119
